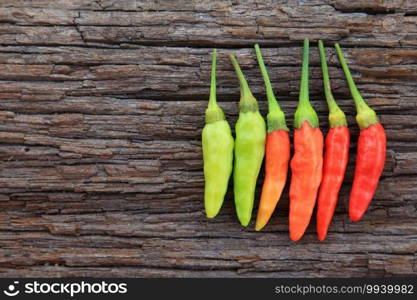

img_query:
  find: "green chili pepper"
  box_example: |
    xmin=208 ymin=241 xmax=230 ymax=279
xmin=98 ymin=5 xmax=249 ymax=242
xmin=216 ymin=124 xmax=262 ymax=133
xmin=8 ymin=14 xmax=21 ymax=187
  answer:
xmin=229 ymin=54 xmax=266 ymax=226
xmin=202 ymin=49 xmax=234 ymax=218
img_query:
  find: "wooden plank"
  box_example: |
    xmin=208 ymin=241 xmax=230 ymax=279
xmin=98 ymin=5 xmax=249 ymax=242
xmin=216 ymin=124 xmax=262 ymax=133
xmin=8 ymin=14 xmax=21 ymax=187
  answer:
xmin=0 ymin=0 xmax=416 ymax=277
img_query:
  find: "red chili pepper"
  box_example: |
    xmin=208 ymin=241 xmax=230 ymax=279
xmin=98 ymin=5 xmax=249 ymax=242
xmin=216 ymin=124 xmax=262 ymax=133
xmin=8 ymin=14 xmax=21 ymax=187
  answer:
xmin=254 ymin=45 xmax=290 ymax=231
xmin=316 ymin=41 xmax=350 ymax=241
xmin=289 ymin=39 xmax=324 ymax=241
xmin=335 ymin=43 xmax=387 ymax=222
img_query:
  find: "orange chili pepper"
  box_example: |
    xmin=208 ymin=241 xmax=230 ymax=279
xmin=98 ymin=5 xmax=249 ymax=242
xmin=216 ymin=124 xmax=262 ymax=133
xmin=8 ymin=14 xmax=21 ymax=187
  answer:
xmin=254 ymin=45 xmax=290 ymax=231
xmin=289 ymin=39 xmax=324 ymax=241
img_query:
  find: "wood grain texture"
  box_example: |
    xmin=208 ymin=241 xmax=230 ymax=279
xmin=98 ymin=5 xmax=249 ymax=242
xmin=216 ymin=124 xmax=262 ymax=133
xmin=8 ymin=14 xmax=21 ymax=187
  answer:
xmin=0 ymin=0 xmax=416 ymax=278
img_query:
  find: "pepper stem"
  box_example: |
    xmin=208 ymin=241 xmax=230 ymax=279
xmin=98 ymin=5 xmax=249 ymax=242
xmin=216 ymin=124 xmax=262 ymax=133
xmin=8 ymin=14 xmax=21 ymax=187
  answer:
xmin=208 ymin=49 xmax=217 ymax=109
xmin=335 ymin=43 xmax=378 ymax=130
xmin=254 ymin=44 xmax=288 ymax=132
xmin=300 ymin=39 xmax=309 ymax=106
xmin=229 ymin=54 xmax=258 ymax=113
xmin=254 ymin=44 xmax=280 ymax=113
xmin=294 ymin=39 xmax=319 ymax=129
xmin=318 ymin=40 xmax=347 ymax=128
xmin=205 ymin=49 xmax=225 ymax=124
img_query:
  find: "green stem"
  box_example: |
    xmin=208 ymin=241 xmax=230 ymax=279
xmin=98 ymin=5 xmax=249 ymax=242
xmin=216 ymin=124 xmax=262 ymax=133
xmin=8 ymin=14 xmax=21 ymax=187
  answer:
xmin=294 ymin=39 xmax=319 ymax=129
xmin=334 ymin=44 xmax=366 ymax=111
xmin=229 ymin=54 xmax=258 ymax=113
xmin=208 ymin=49 xmax=217 ymax=109
xmin=205 ymin=49 xmax=225 ymax=124
xmin=254 ymin=44 xmax=280 ymax=112
xmin=318 ymin=40 xmax=347 ymax=128
xmin=254 ymin=44 xmax=288 ymax=132
xmin=299 ymin=39 xmax=309 ymax=106
xmin=335 ymin=43 xmax=378 ymax=129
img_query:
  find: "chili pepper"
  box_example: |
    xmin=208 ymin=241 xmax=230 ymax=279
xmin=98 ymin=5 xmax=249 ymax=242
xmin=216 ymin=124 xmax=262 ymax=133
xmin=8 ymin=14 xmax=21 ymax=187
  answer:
xmin=202 ymin=49 xmax=234 ymax=218
xmin=229 ymin=54 xmax=266 ymax=227
xmin=253 ymin=44 xmax=290 ymax=231
xmin=316 ymin=40 xmax=350 ymax=240
xmin=335 ymin=43 xmax=386 ymax=222
xmin=289 ymin=39 xmax=324 ymax=241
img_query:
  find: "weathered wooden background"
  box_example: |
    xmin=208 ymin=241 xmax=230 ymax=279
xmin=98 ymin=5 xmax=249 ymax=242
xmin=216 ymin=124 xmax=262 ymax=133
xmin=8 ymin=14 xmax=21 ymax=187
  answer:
xmin=0 ymin=0 xmax=416 ymax=277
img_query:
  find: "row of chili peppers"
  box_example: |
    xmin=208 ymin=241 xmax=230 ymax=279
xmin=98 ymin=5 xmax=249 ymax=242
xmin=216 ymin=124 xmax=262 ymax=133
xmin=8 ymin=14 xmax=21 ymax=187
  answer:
xmin=202 ymin=39 xmax=386 ymax=241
